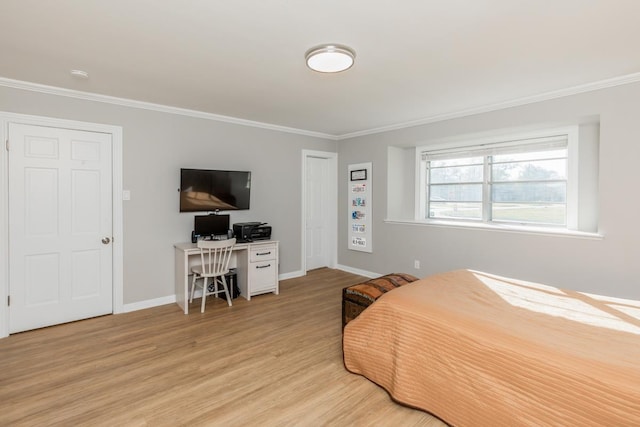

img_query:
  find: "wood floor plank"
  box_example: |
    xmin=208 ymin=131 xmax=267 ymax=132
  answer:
xmin=0 ymin=268 xmax=448 ymax=426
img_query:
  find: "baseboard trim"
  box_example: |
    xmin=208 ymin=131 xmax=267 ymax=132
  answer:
xmin=335 ymin=264 xmax=380 ymax=279
xmin=122 ymin=295 xmax=177 ymax=313
xmin=279 ymin=270 xmax=305 ymax=281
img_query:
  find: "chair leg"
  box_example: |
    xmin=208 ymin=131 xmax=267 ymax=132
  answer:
xmin=190 ymin=274 xmax=197 ymax=303
xmin=220 ymin=275 xmax=233 ymax=307
xmin=201 ymin=277 xmax=208 ymax=313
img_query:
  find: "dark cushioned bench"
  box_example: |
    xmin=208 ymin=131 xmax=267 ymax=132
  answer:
xmin=342 ymin=273 xmax=419 ymax=328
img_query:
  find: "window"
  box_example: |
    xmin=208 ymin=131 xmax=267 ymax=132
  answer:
xmin=418 ymin=129 xmax=578 ymax=229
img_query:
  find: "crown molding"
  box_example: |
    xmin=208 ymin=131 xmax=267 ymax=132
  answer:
xmin=335 ymin=71 xmax=640 ymax=140
xmin=0 ymin=77 xmax=338 ymax=140
xmin=2 ymin=72 xmax=640 ymax=141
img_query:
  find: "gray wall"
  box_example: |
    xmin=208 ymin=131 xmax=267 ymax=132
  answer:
xmin=0 ymin=86 xmax=336 ymax=305
xmin=4 ymin=80 xmax=640 ymax=304
xmin=338 ymin=82 xmax=640 ymax=300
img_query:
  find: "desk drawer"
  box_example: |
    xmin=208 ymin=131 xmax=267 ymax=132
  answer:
xmin=250 ymin=244 xmax=277 ymax=262
xmin=249 ymin=261 xmax=277 ymax=293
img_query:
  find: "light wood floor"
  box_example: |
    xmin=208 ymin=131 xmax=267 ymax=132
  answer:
xmin=0 ymin=268 xmax=448 ymax=427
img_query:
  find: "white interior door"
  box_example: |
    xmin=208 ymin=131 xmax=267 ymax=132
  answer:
xmin=305 ymin=156 xmax=329 ymax=270
xmin=8 ymin=123 xmax=113 ymax=333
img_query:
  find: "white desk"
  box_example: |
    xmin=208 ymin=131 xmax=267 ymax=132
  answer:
xmin=174 ymin=240 xmax=279 ymax=314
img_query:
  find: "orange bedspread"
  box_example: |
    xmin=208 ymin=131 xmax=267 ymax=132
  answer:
xmin=343 ymin=270 xmax=640 ymax=426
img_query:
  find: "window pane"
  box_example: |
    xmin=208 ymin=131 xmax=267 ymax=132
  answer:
xmin=492 ymin=182 xmax=566 ymax=203
xmin=492 ymin=203 xmax=566 ymax=225
xmin=430 ymin=184 xmax=482 ymax=202
xmin=430 ymin=164 xmax=483 ymax=184
xmin=429 ymin=202 xmax=482 ymax=220
xmin=421 ymin=137 xmax=573 ymax=226
xmin=492 ymin=158 xmax=567 ymax=182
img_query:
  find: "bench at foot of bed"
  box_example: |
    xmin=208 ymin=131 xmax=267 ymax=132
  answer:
xmin=342 ymin=273 xmax=419 ymax=328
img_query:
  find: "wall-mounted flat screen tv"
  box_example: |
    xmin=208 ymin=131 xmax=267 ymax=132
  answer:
xmin=180 ymin=168 xmax=251 ymax=212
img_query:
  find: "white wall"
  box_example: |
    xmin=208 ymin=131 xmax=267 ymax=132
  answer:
xmin=0 ymin=85 xmax=336 ymax=305
xmin=338 ymin=82 xmax=640 ymax=300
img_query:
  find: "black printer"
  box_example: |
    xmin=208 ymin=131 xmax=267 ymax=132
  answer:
xmin=233 ymin=222 xmax=272 ymax=242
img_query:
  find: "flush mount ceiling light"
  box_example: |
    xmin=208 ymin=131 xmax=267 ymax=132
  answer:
xmin=305 ymin=44 xmax=355 ymax=73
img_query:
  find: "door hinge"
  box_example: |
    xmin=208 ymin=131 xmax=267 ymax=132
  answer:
xmin=7 ymin=295 xmax=9 ymax=307
xmin=5 ymin=139 xmax=8 ymax=151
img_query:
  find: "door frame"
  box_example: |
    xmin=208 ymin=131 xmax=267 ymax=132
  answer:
xmin=301 ymin=150 xmax=337 ymax=274
xmin=0 ymin=112 xmax=123 ymax=338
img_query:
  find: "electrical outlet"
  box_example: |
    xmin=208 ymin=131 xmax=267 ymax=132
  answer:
xmin=414 ymin=260 xmax=420 ymax=269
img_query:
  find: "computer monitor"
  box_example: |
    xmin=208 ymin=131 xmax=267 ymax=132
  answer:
xmin=194 ymin=214 xmax=230 ymax=239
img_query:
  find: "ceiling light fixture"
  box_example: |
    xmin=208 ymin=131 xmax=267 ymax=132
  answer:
xmin=305 ymin=44 xmax=355 ymax=73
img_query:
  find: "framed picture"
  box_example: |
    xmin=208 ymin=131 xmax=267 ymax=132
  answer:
xmin=350 ymin=169 xmax=367 ymax=181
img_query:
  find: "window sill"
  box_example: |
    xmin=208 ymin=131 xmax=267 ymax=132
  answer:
xmin=383 ymin=218 xmax=603 ymax=240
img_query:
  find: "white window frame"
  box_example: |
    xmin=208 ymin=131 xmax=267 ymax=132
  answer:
xmin=415 ymin=126 xmax=580 ymax=231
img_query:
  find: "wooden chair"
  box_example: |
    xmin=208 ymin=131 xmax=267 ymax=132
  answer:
xmin=189 ymin=238 xmax=236 ymax=313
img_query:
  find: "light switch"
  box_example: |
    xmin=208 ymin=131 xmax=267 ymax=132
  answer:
xmin=122 ymin=190 xmax=131 ymax=201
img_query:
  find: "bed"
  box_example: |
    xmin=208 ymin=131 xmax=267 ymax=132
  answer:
xmin=342 ymin=269 xmax=640 ymax=426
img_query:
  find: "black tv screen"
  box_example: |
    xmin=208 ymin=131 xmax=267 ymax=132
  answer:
xmin=180 ymin=168 xmax=251 ymax=212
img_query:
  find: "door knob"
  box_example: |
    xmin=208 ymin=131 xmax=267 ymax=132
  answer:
xmin=102 ymin=237 xmax=111 ymax=244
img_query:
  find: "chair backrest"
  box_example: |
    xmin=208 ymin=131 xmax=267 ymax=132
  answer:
xmin=196 ymin=238 xmax=236 ymax=277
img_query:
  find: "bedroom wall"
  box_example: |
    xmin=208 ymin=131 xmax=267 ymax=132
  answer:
xmin=0 ymin=85 xmax=336 ymax=306
xmin=338 ymin=81 xmax=640 ymax=300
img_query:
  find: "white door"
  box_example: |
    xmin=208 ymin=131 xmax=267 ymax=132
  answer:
xmin=305 ymin=156 xmax=329 ymax=270
xmin=8 ymin=123 xmax=113 ymax=333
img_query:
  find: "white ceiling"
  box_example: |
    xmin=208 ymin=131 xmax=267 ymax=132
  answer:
xmin=1 ymin=1 xmax=640 ymax=138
